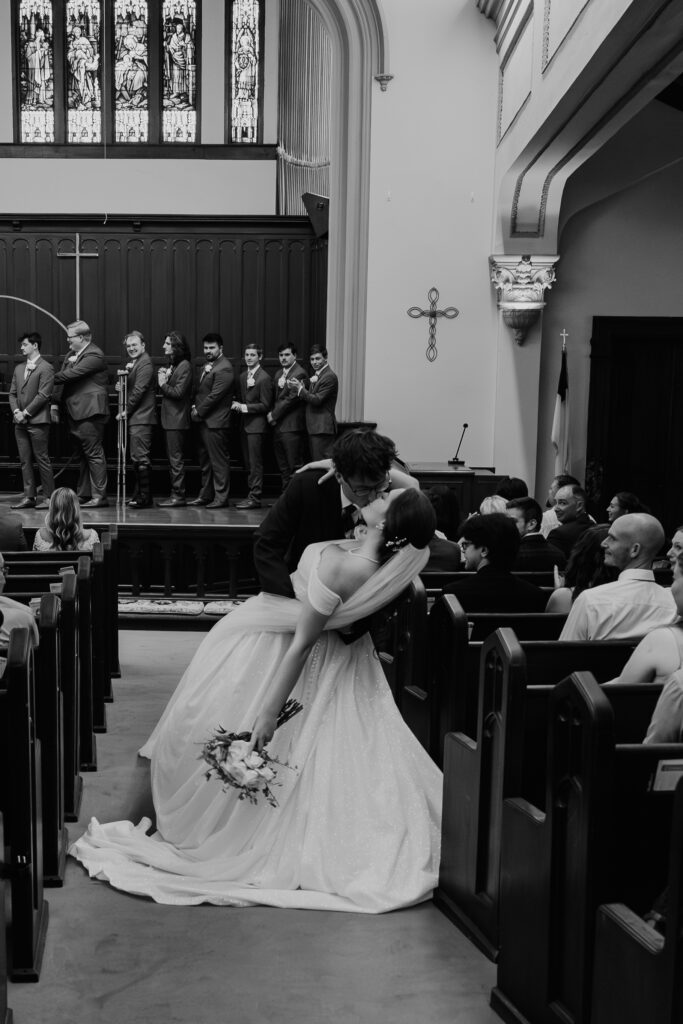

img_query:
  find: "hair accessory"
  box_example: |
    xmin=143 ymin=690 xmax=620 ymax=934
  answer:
xmin=384 ymin=536 xmax=408 ymax=551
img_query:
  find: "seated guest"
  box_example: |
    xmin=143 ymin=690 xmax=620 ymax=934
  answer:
xmin=540 ymin=473 xmax=581 ymax=538
xmin=0 ymin=552 xmax=39 ymax=652
xmin=479 ymin=494 xmax=507 ymax=515
xmin=506 ymin=497 xmax=566 ymax=572
xmin=545 ymin=525 xmax=614 ymax=614
xmin=559 ymin=513 xmax=676 ymax=641
xmin=0 ymin=506 xmax=27 ymax=551
xmin=606 ymin=490 xmax=649 ymax=522
xmin=425 ymin=486 xmax=463 ymax=570
xmin=667 ymin=524 xmax=683 ymax=568
xmin=33 ymin=487 xmax=99 ymax=552
xmin=443 ymin=513 xmax=547 ymax=612
xmin=615 ymin=550 xmax=683 ymax=690
xmin=547 ymin=483 xmax=593 ymax=557
xmin=497 ymin=476 xmax=528 ymax=500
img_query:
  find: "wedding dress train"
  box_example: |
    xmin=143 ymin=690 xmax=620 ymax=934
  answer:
xmin=71 ymin=541 xmax=442 ymax=912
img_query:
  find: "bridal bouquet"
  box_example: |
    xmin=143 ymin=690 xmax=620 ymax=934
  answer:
xmin=199 ymin=699 xmax=303 ymax=807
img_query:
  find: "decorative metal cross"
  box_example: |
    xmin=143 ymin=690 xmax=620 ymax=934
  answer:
xmin=57 ymin=232 xmax=99 ymax=320
xmin=407 ymin=287 xmax=459 ymax=362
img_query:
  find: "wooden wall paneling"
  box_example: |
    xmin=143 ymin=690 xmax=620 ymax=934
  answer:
xmin=149 ymin=237 xmax=171 ymax=348
xmin=263 ymin=238 xmax=285 ymax=359
xmin=217 ymin=238 xmax=240 ymax=354
xmin=101 ymin=239 xmax=124 ymax=354
xmin=287 ymin=239 xmax=310 ymax=352
xmin=171 ymin=239 xmax=195 ymax=340
xmin=241 ymin=239 xmax=263 ymax=355
xmin=124 ymin=238 xmax=148 ymax=344
xmin=194 ymin=239 xmax=217 ymax=350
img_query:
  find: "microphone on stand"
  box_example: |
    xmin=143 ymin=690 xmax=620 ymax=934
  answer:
xmin=448 ymin=423 xmax=468 ymax=466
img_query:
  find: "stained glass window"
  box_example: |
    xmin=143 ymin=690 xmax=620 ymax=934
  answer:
xmin=162 ymin=1 xmax=197 ymax=143
xmin=114 ymin=0 xmax=149 ymax=142
xmin=230 ymin=0 xmax=260 ymax=144
xmin=18 ymin=1 xmax=55 ymax=143
xmin=66 ymin=1 xmax=102 ymax=143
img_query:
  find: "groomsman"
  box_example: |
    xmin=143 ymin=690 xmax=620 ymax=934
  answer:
xmin=189 ymin=333 xmax=234 ymax=508
xmin=157 ymin=331 xmax=193 ymax=507
xmin=9 ymin=331 xmax=55 ymax=509
xmin=52 ymin=320 xmax=110 ymax=508
xmin=117 ymin=331 xmax=157 ymax=508
xmin=290 ymin=344 xmax=338 ymax=459
xmin=232 ymin=345 xmax=273 ymax=510
xmin=267 ymin=343 xmax=308 ymax=490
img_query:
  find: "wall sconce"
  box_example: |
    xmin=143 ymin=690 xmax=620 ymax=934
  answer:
xmin=489 ymin=254 xmax=559 ymax=344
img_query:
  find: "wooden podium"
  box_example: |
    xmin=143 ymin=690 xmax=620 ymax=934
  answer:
xmin=410 ymin=463 xmax=505 ymax=517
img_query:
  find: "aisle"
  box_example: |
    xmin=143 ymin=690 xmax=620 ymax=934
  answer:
xmin=10 ymin=630 xmax=499 ymax=1024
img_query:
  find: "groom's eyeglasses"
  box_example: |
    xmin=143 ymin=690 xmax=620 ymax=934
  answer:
xmin=347 ymin=474 xmax=392 ymax=501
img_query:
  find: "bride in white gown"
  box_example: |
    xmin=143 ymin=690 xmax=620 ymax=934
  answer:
xmin=71 ymin=489 xmax=443 ymax=913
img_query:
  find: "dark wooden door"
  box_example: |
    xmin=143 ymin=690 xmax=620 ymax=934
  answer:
xmin=586 ymin=316 xmax=683 ymax=535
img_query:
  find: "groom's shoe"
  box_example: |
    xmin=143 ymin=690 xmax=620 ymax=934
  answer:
xmin=11 ymin=497 xmax=36 ymax=509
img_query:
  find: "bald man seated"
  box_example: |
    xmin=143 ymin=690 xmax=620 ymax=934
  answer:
xmin=559 ymin=513 xmax=676 ymax=641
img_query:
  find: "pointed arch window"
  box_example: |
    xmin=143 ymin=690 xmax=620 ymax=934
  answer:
xmin=14 ymin=0 xmax=201 ymax=146
xmin=226 ymin=0 xmax=263 ymax=144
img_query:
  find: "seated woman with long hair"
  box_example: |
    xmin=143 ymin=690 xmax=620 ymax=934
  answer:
xmin=545 ymin=524 xmax=616 ymax=613
xmin=33 ymin=487 xmax=100 ymax=552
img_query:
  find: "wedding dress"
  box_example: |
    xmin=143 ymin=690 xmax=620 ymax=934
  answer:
xmin=71 ymin=540 xmax=443 ymax=912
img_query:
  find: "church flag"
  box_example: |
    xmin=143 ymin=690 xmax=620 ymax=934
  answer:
xmin=551 ymin=346 xmax=570 ymax=475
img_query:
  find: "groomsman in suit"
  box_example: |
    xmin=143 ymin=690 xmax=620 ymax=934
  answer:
xmin=52 ymin=319 xmax=110 ymax=508
xmin=9 ymin=331 xmax=55 ymax=509
xmin=267 ymin=343 xmax=308 ymax=490
xmin=289 ymin=344 xmax=338 ymax=459
xmin=157 ymin=331 xmax=193 ymax=507
xmin=189 ymin=333 xmax=234 ymax=509
xmin=232 ymin=345 xmax=273 ymax=510
xmin=117 ymin=331 xmax=157 ymax=508
xmin=254 ymin=428 xmax=418 ymax=598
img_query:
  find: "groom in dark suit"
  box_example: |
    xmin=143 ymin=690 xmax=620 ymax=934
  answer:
xmin=254 ymin=429 xmax=408 ymax=598
xmin=52 ymin=320 xmax=110 ymax=507
xmin=9 ymin=331 xmax=55 ymax=509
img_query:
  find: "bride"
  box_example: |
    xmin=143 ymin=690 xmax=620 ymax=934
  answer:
xmin=71 ymin=489 xmax=443 ymax=913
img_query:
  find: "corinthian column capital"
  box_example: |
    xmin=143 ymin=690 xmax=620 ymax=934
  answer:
xmin=488 ymin=254 xmax=560 ymax=344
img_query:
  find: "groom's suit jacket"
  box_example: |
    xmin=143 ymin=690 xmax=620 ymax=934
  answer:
xmin=253 ymin=470 xmax=345 ymax=597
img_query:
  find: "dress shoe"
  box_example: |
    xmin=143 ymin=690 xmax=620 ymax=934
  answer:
xmin=157 ymin=498 xmax=187 ymax=508
xmin=206 ymin=500 xmax=230 ymax=509
xmin=235 ymin=499 xmax=261 ymax=510
xmin=34 ymin=500 xmax=50 ymax=510
xmin=11 ymin=497 xmax=36 ymax=510
xmin=81 ymin=497 xmax=109 ymax=508
xmin=187 ymin=498 xmax=209 ymax=507
xmin=127 ymin=498 xmax=153 ymax=509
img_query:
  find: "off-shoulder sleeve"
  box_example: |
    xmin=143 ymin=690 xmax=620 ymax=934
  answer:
xmin=307 ymin=566 xmax=343 ymax=616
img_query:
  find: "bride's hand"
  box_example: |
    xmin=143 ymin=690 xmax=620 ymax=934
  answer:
xmin=248 ymin=711 xmax=278 ymax=753
xmin=296 ymin=458 xmax=334 ymax=483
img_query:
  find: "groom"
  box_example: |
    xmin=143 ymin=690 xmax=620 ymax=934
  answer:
xmin=253 ymin=428 xmax=419 ymax=598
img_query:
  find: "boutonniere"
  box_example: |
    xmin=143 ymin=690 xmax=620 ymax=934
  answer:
xmin=125 ymin=361 xmax=135 ymax=371
xmin=309 ymin=373 xmax=319 ymax=384
xmin=278 ymin=375 xmax=287 ymax=389
xmin=246 ymin=374 xmax=256 ymax=387
xmin=203 ymin=363 xmax=213 ymax=374
xmin=67 ymin=354 xmax=79 ymax=363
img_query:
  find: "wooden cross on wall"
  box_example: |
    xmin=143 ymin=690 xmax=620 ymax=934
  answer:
xmin=407 ymin=287 xmax=459 ymax=362
xmin=56 ymin=232 xmax=99 ymax=320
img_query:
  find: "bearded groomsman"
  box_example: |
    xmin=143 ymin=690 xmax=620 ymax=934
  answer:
xmin=9 ymin=331 xmax=55 ymax=509
xmin=189 ymin=333 xmax=234 ymax=509
xmin=52 ymin=319 xmax=110 ymax=508
xmin=267 ymin=343 xmax=308 ymax=491
xmin=289 ymin=344 xmax=338 ymax=459
xmin=232 ymin=345 xmax=273 ymax=510
xmin=117 ymin=331 xmax=157 ymax=508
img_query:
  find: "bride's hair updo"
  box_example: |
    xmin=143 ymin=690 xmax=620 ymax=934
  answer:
xmin=381 ymin=489 xmax=435 ymax=557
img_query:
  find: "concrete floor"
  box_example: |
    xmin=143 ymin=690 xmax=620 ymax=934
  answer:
xmin=10 ymin=630 xmax=499 ymax=1024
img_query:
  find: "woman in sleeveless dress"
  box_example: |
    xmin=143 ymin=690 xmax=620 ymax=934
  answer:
xmin=71 ymin=489 xmax=443 ymax=912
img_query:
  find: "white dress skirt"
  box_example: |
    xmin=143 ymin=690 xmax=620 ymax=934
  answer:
xmin=70 ymin=541 xmax=443 ymax=912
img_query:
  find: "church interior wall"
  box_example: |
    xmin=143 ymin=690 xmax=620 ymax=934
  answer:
xmin=535 ymin=101 xmax=683 ymax=498
xmin=362 ymin=0 xmax=500 ymax=468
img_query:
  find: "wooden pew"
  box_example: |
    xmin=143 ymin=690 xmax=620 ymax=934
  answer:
xmin=591 ymin=778 xmax=683 ymax=1024
xmin=34 ymin=593 xmax=69 ymax=885
xmin=0 ymin=814 xmax=12 ymax=1021
xmin=435 ymin=627 xmax=637 ymax=959
xmin=5 ymin=543 xmax=110 ymax=730
xmin=0 ymin=626 xmax=49 ymax=982
xmin=376 ymin=579 xmax=429 ymax=744
xmin=427 ymin=595 xmax=568 ymax=765
xmin=491 ymin=671 xmax=681 ymax=1024
xmin=5 ymin=557 xmax=97 ymax=772
xmin=420 ymin=569 xmax=554 ymax=601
